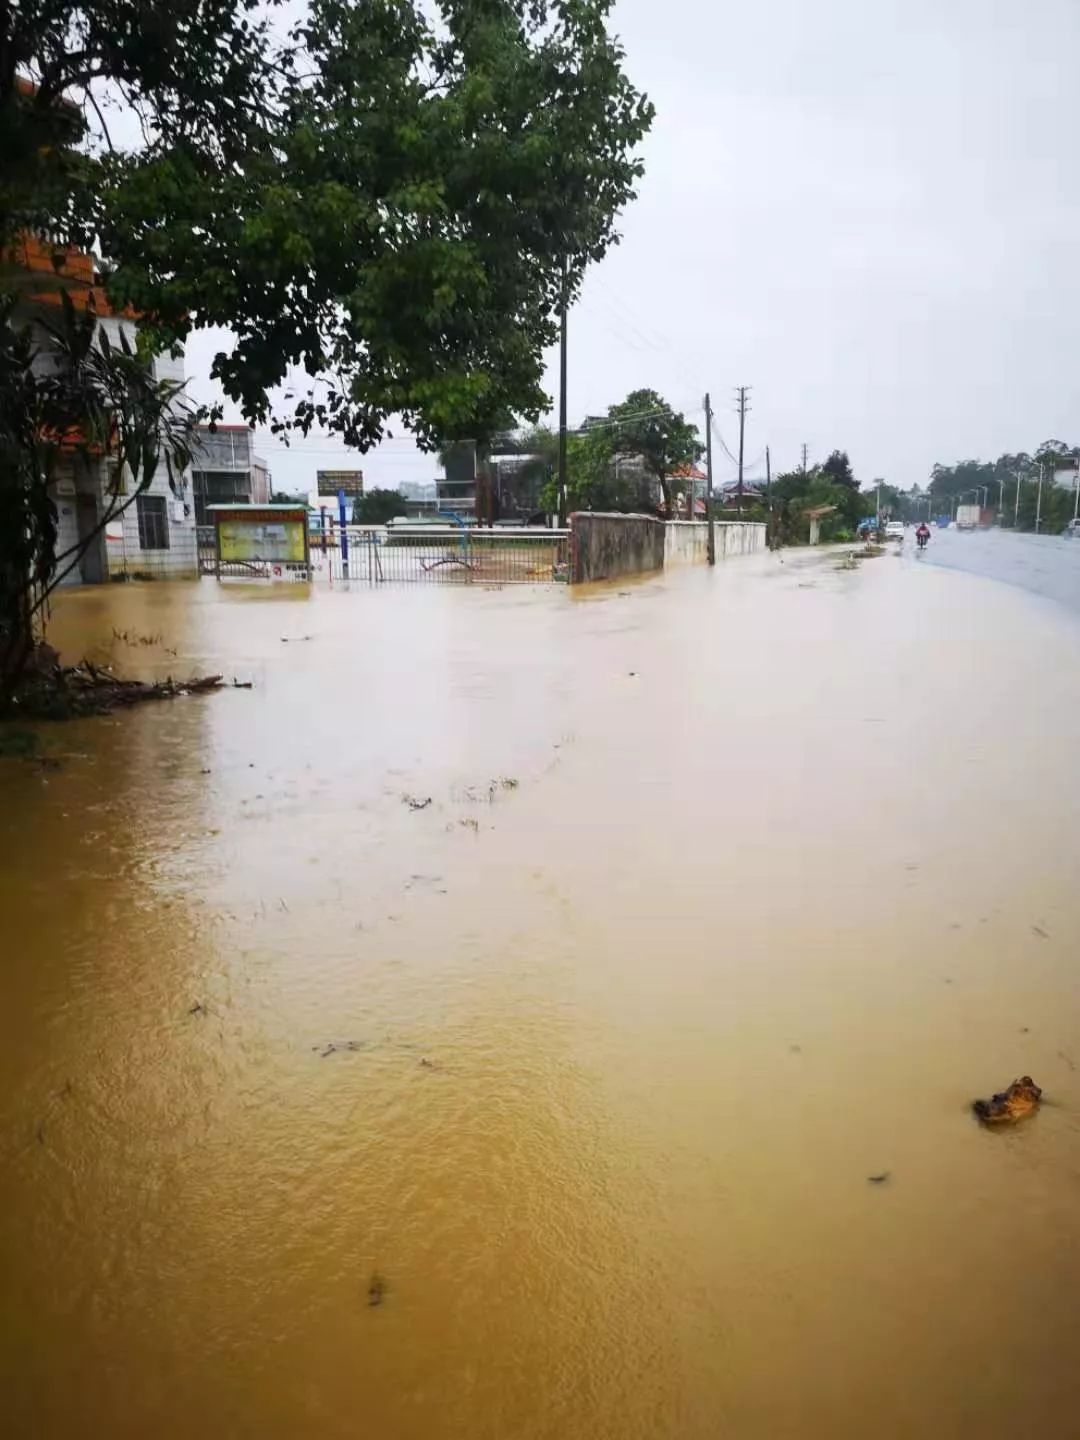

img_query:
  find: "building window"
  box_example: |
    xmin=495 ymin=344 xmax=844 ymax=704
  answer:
xmin=136 ymin=494 xmax=170 ymax=550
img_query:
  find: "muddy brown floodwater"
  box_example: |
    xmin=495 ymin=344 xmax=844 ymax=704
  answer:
xmin=4 ymin=549 xmax=1080 ymax=1439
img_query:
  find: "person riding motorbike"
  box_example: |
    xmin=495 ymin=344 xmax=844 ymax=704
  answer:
xmin=915 ymin=522 xmax=931 ymax=549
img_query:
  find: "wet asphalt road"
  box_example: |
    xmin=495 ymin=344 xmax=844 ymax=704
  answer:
xmin=920 ymin=524 xmax=1080 ymax=615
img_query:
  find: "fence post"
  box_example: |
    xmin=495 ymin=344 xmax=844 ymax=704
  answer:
xmin=338 ymin=490 xmax=349 ymax=579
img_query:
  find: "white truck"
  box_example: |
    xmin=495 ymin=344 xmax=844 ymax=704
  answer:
xmin=955 ymin=504 xmax=981 ymax=531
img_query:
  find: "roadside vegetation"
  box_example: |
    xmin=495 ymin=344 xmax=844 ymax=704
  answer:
xmin=925 ymin=441 xmax=1080 ymax=532
xmin=353 ymin=489 xmax=410 ymax=524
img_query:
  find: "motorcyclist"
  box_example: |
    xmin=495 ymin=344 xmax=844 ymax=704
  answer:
xmin=915 ymin=521 xmax=931 ymax=548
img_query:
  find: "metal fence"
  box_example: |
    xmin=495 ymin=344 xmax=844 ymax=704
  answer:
xmin=197 ymin=525 xmax=216 ymax=574
xmin=318 ymin=526 xmax=570 ymax=584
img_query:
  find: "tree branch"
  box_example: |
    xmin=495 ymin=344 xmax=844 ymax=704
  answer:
xmin=83 ymin=84 xmax=116 ymax=155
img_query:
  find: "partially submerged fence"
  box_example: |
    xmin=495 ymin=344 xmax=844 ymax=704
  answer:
xmin=199 ymin=516 xmax=765 ymax=587
xmin=320 ymin=525 xmax=570 ymax=584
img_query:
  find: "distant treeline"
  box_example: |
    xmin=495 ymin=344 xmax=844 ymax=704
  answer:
xmin=928 ymin=441 xmax=1080 ymax=531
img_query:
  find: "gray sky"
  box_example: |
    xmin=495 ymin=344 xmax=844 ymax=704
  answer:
xmin=184 ymin=0 xmax=1080 ymax=495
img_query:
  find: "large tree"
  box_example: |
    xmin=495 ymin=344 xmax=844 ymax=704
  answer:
xmin=593 ymin=389 xmax=701 ymax=514
xmin=1 ymin=0 xmax=653 ymax=673
xmin=68 ymin=0 xmax=652 ymax=450
xmin=537 ymin=424 xmax=647 ymax=514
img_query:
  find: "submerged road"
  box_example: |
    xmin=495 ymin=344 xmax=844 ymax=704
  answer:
xmin=3 ymin=551 xmax=1080 ymax=1438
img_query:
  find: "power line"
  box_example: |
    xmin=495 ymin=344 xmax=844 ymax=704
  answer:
xmin=588 ymin=273 xmax=713 ymax=402
xmin=710 ymin=416 xmax=739 ymax=467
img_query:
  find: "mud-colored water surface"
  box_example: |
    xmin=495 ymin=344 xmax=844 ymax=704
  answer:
xmin=4 ymin=549 xmax=1080 ymax=1438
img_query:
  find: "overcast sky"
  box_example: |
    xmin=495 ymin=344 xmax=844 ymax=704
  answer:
xmin=184 ymin=0 xmax=1080 ymax=495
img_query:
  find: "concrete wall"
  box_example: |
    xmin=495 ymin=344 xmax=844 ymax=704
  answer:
xmin=664 ymin=520 xmax=767 ymax=565
xmin=569 ymin=512 xmax=666 ymax=583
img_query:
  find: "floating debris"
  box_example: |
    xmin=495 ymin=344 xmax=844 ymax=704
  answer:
xmin=403 ymin=794 xmax=432 ymax=811
xmin=316 ymin=1040 xmax=365 ymax=1058
xmin=867 ymin=1172 xmax=890 ymax=1185
xmin=367 ymin=1273 xmax=387 ymax=1307
xmin=1032 ymin=924 xmax=1050 ymax=940
xmin=7 ymin=660 xmax=227 ymax=719
xmin=112 ymin=627 xmax=163 ymax=647
xmin=973 ymin=1076 xmax=1042 ymax=1125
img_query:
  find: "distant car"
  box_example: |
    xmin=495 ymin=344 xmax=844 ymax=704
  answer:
xmin=1062 ymin=519 xmax=1080 ymax=538
xmin=884 ymin=520 xmax=904 ymax=540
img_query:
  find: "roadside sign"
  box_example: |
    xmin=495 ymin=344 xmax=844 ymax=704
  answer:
xmin=317 ymin=469 xmax=363 ymax=497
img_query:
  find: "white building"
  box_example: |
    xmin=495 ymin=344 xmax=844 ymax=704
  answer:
xmin=13 ymin=234 xmax=198 ymax=585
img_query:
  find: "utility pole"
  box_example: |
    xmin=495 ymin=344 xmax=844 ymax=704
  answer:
xmin=800 ymin=442 xmax=808 ymax=476
xmin=557 ymin=256 xmax=568 ymax=527
xmin=1035 ymin=462 xmax=1044 ymax=533
xmin=703 ymin=393 xmax=716 ymax=565
xmin=734 ymin=386 xmax=750 ymax=516
xmin=1073 ymin=458 xmax=1080 ymax=523
xmin=1014 ymin=470 xmax=1021 ymax=528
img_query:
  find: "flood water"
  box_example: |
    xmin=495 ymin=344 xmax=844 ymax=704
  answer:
xmin=4 ymin=548 xmax=1080 ymax=1438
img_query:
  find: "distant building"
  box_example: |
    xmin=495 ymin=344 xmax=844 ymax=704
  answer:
xmin=488 ymin=454 xmax=548 ymax=520
xmin=398 ymin=480 xmax=438 ymax=503
xmin=669 ymin=463 xmax=708 ymax=516
xmin=718 ymin=480 xmax=765 ymax=508
xmin=190 ymin=426 xmax=270 ymax=525
xmin=394 ymin=479 xmax=440 ymax=518
xmin=434 ymin=442 xmax=476 ymax=518
xmin=7 ymin=231 xmax=198 ymax=584
xmin=436 ymin=474 xmax=477 ymax=518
